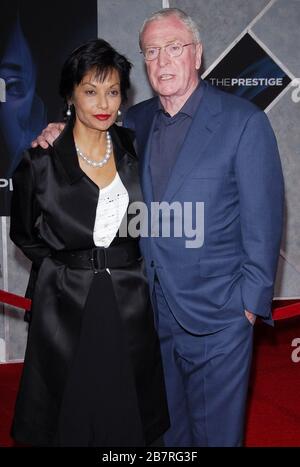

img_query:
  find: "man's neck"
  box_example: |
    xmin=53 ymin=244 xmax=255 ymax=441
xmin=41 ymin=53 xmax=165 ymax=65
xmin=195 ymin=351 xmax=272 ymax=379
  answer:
xmin=159 ymin=79 xmax=200 ymax=116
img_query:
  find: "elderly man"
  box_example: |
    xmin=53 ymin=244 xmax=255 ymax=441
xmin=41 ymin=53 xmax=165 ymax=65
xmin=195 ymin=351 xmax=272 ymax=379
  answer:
xmin=31 ymin=8 xmax=284 ymax=447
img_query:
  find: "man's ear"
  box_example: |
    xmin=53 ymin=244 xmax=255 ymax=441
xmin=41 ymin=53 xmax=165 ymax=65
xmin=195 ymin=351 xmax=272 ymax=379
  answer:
xmin=195 ymin=42 xmax=202 ymax=70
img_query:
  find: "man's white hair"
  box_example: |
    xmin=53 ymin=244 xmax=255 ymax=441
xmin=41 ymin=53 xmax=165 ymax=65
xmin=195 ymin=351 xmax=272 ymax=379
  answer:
xmin=139 ymin=8 xmax=201 ymax=48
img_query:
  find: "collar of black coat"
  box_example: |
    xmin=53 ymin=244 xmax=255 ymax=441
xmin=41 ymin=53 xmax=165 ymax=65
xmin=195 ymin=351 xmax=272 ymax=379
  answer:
xmin=53 ymin=117 xmax=137 ymax=184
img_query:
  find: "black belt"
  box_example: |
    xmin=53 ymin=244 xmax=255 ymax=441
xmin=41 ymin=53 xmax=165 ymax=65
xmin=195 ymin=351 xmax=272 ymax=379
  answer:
xmin=51 ymin=242 xmax=141 ymax=274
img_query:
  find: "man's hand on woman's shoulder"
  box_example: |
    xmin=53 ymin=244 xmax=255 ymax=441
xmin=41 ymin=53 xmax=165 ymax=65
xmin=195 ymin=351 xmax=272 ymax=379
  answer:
xmin=31 ymin=122 xmax=66 ymax=149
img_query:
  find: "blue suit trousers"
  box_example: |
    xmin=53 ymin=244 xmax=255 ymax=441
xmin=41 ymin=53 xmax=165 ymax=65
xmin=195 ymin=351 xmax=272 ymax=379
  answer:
xmin=154 ymin=279 xmax=254 ymax=447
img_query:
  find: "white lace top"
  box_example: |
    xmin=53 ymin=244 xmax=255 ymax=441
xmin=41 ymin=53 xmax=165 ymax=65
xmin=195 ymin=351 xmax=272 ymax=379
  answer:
xmin=93 ymin=172 xmax=129 ymax=248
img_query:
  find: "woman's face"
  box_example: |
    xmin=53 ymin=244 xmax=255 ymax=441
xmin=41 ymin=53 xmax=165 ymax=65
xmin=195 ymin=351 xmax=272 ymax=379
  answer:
xmin=71 ymin=67 xmax=121 ymax=132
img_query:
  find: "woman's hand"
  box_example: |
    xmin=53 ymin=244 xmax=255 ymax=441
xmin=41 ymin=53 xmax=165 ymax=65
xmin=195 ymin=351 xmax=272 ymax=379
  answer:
xmin=31 ymin=122 xmax=66 ymax=149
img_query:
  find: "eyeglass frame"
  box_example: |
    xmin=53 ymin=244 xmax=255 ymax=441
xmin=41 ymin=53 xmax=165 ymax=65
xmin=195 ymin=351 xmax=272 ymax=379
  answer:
xmin=140 ymin=42 xmax=196 ymax=61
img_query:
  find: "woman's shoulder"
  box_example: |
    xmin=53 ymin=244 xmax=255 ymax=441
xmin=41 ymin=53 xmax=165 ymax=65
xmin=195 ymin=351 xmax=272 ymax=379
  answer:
xmin=13 ymin=146 xmax=53 ymax=177
xmin=19 ymin=146 xmax=54 ymax=168
xmin=15 ymin=145 xmax=52 ymax=162
xmin=114 ymin=124 xmax=135 ymax=141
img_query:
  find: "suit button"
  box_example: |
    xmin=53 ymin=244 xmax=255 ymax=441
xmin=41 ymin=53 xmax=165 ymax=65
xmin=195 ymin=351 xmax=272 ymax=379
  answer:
xmin=150 ymin=260 xmax=154 ymax=267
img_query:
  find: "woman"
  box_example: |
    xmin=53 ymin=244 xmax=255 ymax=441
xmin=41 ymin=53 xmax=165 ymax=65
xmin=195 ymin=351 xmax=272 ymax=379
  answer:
xmin=10 ymin=39 xmax=169 ymax=447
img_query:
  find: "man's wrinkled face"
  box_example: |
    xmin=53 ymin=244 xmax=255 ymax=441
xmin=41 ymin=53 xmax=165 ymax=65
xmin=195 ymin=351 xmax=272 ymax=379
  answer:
xmin=141 ymin=15 xmax=202 ymax=100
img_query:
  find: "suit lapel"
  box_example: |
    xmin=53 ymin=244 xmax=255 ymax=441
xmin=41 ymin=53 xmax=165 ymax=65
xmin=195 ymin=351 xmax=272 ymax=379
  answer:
xmin=53 ymin=117 xmax=84 ymax=185
xmin=163 ymin=82 xmax=222 ymax=203
xmin=141 ymin=113 xmax=159 ymax=205
xmin=132 ymin=97 xmax=159 ymax=205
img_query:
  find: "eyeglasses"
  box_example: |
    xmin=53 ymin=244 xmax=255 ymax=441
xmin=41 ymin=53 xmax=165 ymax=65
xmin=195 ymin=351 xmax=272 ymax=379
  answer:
xmin=141 ymin=42 xmax=195 ymax=61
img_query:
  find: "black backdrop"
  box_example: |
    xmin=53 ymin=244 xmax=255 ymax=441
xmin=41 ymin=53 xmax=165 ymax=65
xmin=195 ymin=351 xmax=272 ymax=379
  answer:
xmin=0 ymin=0 xmax=98 ymax=214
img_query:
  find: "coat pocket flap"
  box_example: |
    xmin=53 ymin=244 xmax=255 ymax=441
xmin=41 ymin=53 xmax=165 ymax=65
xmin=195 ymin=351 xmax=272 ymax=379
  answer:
xmin=198 ymin=255 xmax=243 ymax=277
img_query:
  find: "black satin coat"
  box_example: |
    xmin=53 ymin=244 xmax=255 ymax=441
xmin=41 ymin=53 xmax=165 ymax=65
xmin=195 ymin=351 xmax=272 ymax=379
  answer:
xmin=10 ymin=121 xmax=169 ymax=446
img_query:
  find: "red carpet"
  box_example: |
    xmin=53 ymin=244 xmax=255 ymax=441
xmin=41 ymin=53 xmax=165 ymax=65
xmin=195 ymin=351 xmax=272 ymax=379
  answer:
xmin=0 ymin=363 xmax=22 ymax=447
xmin=245 ymin=316 xmax=300 ymax=447
xmin=1 ymin=317 xmax=300 ymax=447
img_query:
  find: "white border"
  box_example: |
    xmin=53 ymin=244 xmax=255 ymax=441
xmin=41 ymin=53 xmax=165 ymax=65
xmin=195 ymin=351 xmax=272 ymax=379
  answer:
xmin=264 ymin=81 xmax=293 ymax=113
xmin=247 ymin=29 xmax=295 ymax=113
xmin=274 ymin=297 xmax=300 ymax=300
xmin=247 ymin=29 xmax=295 ymax=81
xmin=201 ymin=1 xmax=296 ymax=116
xmin=202 ymin=0 xmax=278 ymax=78
xmin=280 ymin=249 xmax=300 ymax=275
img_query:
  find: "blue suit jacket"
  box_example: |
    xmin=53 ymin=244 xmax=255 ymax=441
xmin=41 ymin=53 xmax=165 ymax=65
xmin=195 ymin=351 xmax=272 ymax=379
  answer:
xmin=124 ymin=80 xmax=284 ymax=334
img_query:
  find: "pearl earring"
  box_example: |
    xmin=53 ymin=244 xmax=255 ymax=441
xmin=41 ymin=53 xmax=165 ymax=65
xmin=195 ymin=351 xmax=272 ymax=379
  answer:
xmin=117 ymin=109 xmax=122 ymax=117
xmin=66 ymin=104 xmax=72 ymax=117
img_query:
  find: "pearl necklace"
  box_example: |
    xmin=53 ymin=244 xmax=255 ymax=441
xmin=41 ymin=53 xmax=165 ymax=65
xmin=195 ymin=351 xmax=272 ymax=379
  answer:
xmin=76 ymin=131 xmax=112 ymax=168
